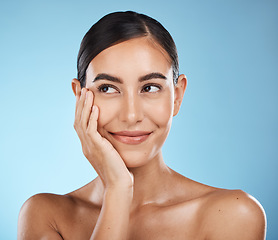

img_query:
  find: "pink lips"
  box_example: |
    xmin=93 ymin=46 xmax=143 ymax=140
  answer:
xmin=110 ymin=131 xmax=152 ymax=145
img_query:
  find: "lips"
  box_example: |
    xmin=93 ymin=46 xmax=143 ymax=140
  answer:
xmin=109 ymin=131 xmax=152 ymax=145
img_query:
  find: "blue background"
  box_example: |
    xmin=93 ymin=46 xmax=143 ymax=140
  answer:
xmin=1 ymin=0 xmax=277 ymax=239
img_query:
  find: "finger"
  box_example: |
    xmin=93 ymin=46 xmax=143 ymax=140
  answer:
xmin=87 ymin=105 xmax=100 ymax=140
xmin=75 ymin=86 xmax=81 ymax=102
xmin=75 ymin=88 xmax=87 ymax=124
xmin=81 ymin=90 xmax=94 ymax=130
xmin=75 ymin=93 xmax=81 ymax=115
xmin=74 ymin=87 xmax=83 ymax=115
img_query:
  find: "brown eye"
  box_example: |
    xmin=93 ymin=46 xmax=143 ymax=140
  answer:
xmin=142 ymin=84 xmax=161 ymax=93
xmin=98 ymin=84 xmax=119 ymax=93
xmin=100 ymin=86 xmax=109 ymax=92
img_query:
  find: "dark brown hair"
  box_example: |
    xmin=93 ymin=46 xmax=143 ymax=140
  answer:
xmin=77 ymin=11 xmax=179 ymax=88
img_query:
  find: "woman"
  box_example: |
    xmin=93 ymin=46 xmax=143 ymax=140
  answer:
xmin=18 ymin=11 xmax=266 ymax=239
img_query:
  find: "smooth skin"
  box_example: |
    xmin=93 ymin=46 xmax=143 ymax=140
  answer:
xmin=18 ymin=37 xmax=266 ymax=240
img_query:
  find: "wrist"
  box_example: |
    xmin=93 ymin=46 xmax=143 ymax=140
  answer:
xmin=104 ymin=184 xmax=133 ymax=203
xmin=104 ymin=173 xmax=134 ymax=191
xmin=105 ymin=183 xmax=133 ymax=195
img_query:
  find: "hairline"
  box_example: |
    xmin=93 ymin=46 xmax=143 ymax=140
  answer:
xmin=83 ymin=35 xmax=177 ymax=88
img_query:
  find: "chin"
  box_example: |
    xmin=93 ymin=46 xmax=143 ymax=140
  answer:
xmin=118 ymin=149 xmax=157 ymax=169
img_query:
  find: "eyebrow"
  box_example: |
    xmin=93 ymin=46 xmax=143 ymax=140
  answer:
xmin=92 ymin=72 xmax=167 ymax=83
xmin=93 ymin=73 xmax=122 ymax=83
xmin=139 ymin=72 xmax=167 ymax=82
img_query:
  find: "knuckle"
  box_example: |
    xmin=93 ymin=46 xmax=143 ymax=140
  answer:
xmin=73 ymin=122 xmax=80 ymax=131
xmin=86 ymin=129 xmax=93 ymax=138
xmin=87 ymin=129 xmax=97 ymax=141
xmin=82 ymin=148 xmax=89 ymax=157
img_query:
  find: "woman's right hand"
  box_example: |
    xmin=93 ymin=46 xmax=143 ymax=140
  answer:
xmin=74 ymin=88 xmax=133 ymax=190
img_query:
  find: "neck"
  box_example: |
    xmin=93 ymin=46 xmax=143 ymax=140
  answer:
xmin=90 ymin=151 xmax=175 ymax=208
xmin=128 ymin=151 xmax=173 ymax=208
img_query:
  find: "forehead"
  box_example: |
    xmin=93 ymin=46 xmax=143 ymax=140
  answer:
xmin=86 ymin=37 xmax=173 ymax=80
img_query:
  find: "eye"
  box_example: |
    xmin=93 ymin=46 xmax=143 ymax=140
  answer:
xmin=97 ymin=84 xmax=119 ymax=94
xmin=142 ymin=84 xmax=161 ymax=93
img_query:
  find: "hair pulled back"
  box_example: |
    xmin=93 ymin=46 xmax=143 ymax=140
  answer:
xmin=77 ymin=11 xmax=179 ymax=88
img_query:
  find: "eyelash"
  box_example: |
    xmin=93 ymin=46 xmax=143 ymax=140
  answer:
xmin=141 ymin=83 xmax=162 ymax=93
xmin=96 ymin=83 xmax=162 ymax=94
xmin=97 ymin=84 xmax=120 ymax=93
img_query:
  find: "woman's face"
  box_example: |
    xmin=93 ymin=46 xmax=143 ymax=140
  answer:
xmin=85 ymin=37 xmax=184 ymax=168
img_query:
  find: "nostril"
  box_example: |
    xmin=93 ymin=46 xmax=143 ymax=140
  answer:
xmin=119 ymin=95 xmax=144 ymax=123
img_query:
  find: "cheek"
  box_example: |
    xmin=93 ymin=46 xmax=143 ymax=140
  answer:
xmin=145 ymin=94 xmax=174 ymax=128
xmin=93 ymin=96 xmax=119 ymax=128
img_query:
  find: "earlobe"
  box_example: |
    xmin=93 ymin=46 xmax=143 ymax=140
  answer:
xmin=173 ymin=74 xmax=187 ymax=116
xmin=71 ymin=78 xmax=81 ymax=97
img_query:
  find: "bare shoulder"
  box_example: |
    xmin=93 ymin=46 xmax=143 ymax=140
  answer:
xmin=19 ymin=192 xmax=76 ymax=219
xmin=18 ymin=193 xmax=69 ymax=239
xmin=170 ymin=174 xmax=266 ymax=239
xmin=201 ymin=189 xmax=266 ymax=240
xmin=18 ymin=182 xmax=101 ymax=239
xmin=19 ymin=193 xmax=75 ymax=217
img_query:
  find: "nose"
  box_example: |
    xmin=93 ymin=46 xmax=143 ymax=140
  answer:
xmin=120 ymin=92 xmax=144 ymax=124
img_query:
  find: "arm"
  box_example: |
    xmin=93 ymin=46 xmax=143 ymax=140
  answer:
xmin=90 ymin=186 xmax=132 ymax=239
xmin=74 ymin=87 xmax=133 ymax=240
xmin=18 ymin=87 xmax=133 ymax=239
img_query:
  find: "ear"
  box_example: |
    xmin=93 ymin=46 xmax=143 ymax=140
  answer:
xmin=71 ymin=78 xmax=82 ymax=97
xmin=173 ymin=74 xmax=187 ymax=116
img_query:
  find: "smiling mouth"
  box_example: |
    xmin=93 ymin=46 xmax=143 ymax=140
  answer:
xmin=109 ymin=131 xmax=152 ymax=145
